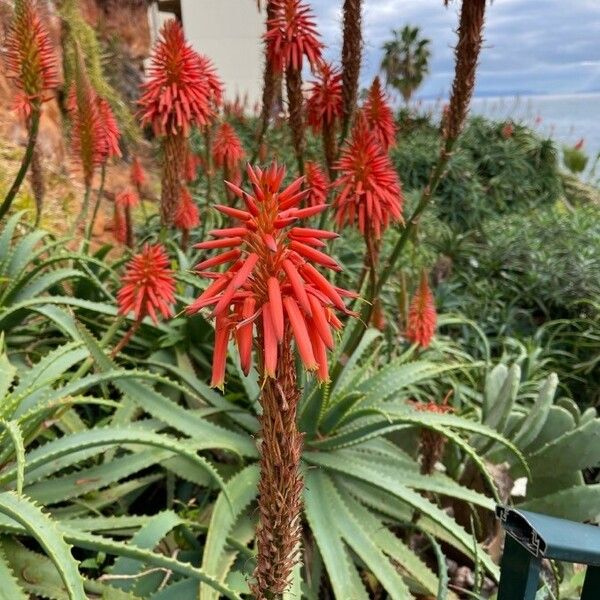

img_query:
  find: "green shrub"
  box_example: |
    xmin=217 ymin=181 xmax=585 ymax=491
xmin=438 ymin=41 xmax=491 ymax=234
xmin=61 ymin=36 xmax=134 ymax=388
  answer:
xmin=392 ymin=116 xmax=563 ymax=229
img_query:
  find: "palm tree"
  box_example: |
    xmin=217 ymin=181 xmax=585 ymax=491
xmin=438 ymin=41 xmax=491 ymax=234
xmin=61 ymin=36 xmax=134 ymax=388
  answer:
xmin=380 ymin=26 xmax=431 ymax=104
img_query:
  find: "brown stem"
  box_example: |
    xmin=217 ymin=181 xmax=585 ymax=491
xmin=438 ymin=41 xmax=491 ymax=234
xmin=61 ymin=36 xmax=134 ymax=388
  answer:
xmin=125 ymin=205 xmax=134 ymax=248
xmin=181 ymin=228 xmax=189 ymax=250
xmin=161 ymin=132 xmax=185 ymax=227
xmin=443 ymin=0 xmax=486 ymax=144
xmin=340 ymin=0 xmax=362 ymax=144
xmin=285 ymin=67 xmax=305 ymax=175
xmin=110 ymin=319 xmax=142 ymax=358
xmin=254 ymin=0 xmax=280 ymax=157
xmin=252 ymin=332 xmax=303 ymax=599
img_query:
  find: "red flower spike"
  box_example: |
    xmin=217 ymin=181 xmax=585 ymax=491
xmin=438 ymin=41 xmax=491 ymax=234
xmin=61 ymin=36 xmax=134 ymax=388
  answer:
xmin=67 ymin=78 xmax=104 ymax=187
xmin=333 ymin=114 xmax=403 ymax=239
xmin=213 ymin=122 xmax=245 ymax=171
xmin=113 ymin=205 xmax=127 ymax=244
xmin=96 ymin=97 xmax=122 ymax=160
xmin=188 ymin=162 xmax=352 ymax=385
xmin=139 ymin=19 xmax=215 ymax=135
xmin=174 ymin=187 xmax=200 ymax=230
xmin=116 ymin=189 xmax=139 ymax=209
xmin=130 ymin=156 xmax=147 ymax=188
xmin=363 ymin=76 xmax=396 ymax=151
xmin=184 ymin=150 xmax=202 ymax=182
xmin=6 ymin=0 xmax=58 ymax=119
xmin=117 ymin=244 xmax=176 ymax=325
xmin=265 ymin=0 xmax=323 ymax=73
xmin=306 ymin=62 xmax=343 ymax=132
xmin=303 ymin=161 xmax=329 ymax=207
xmin=406 ymin=271 xmax=437 ymax=348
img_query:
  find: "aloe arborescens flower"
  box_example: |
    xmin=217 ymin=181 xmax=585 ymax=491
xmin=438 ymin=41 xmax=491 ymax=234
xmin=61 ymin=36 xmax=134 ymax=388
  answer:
xmin=306 ymin=62 xmax=343 ymax=175
xmin=333 ymin=113 xmax=403 ymax=240
xmin=266 ymin=0 xmax=323 ymax=173
xmin=139 ymin=19 xmax=215 ymax=226
xmin=0 ymin=0 xmax=58 ymax=221
xmin=406 ymin=271 xmax=437 ymax=348
xmin=188 ymin=163 xmax=353 ymax=598
xmin=363 ymin=76 xmax=396 ymax=151
xmin=113 ymin=244 xmax=176 ymax=356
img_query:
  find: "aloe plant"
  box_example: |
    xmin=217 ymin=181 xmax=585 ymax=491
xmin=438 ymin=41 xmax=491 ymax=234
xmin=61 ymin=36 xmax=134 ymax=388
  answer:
xmin=471 ymin=362 xmax=600 ymax=524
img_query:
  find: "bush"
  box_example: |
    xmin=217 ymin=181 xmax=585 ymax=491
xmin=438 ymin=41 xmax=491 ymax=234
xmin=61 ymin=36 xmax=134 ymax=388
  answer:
xmin=392 ymin=115 xmax=563 ymax=229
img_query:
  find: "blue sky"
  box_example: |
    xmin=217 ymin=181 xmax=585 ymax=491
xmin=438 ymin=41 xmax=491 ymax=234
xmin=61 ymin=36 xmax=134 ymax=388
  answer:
xmin=313 ymin=0 xmax=600 ymax=98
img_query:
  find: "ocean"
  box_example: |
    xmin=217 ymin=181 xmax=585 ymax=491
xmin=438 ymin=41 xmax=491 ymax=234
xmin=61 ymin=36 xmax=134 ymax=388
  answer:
xmin=420 ymin=93 xmax=600 ymax=170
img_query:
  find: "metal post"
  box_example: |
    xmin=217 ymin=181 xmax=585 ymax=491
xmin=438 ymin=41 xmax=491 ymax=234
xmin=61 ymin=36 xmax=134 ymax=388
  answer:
xmin=497 ymin=535 xmax=541 ymax=600
xmin=581 ymin=565 xmax=600 ymax=600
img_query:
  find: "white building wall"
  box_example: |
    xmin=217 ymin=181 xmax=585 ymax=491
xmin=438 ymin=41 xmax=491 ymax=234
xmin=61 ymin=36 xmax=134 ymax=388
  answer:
xmin=180 ymin=0 xmax=264 ymax=107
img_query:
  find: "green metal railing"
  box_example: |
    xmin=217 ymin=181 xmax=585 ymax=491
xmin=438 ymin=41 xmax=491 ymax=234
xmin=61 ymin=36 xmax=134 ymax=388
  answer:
xmin=497 ymin=506 xmax=600 ymax=599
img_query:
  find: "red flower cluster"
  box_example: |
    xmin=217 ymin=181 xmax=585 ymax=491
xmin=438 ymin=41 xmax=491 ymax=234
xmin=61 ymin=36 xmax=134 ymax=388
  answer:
xmin=174 ymin=187 xmax=200 ymax=230
xmin=265 ymin=0 xmax=323 ymax=73
xmin=184 ymin=150 xmax=202 ymax=182
xmin=406 ymin=272 xmax=437 ymax=348
xmin=212 ymin=122 xmax=245 ymax=171
xmin=303 ymin=161 xmax=328 ymax=207
xmin=363 ymin=77 xmax=396 ymax=151
xmin=139 ymin=19 xmax=215 ymax=135
xmin=333 ymin=114 xmax=403 ymax=238
xmin=96 ymin=97 xmax=122 ymax=161
xmin=117 ymin=244 xmax=176 ymax=324
xmin=130 ymin=156 xmax=147 ymax=188
xmin=116 ymin=189 xmax=139 ymax=208
xmin=306 ymin=62 xmax=343 ymax=132
xmin=5 ymin=0 xmax=58 ymax=118
xmin=187 ymin=163 xmax=354 ymax=388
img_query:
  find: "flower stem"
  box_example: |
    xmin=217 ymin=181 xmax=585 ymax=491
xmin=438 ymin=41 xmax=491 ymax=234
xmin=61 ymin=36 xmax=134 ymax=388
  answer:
xmin=70 ymin=184 xmax=92 ymax=237
xmin=86 ymin=164 xmax=107 ymax=242
xmin=204 ymin=126 xmax=214 ymax=202
xmin=125 ymin=205 xmax=134 ymax=248
xmin=110 ymin=319 xmax=142 ymax=359
xmin=0 ymin=108 xmax=41 ymax=222
xmin=252 ymin=333 xmax=303 ymax=599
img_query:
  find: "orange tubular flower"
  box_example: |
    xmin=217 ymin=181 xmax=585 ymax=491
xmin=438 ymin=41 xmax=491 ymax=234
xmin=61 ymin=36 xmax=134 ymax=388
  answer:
xmin=363 ymin=76 xmax=396 ymax=151
xmin=333 ymin=113 xmax=403 ymax=239
xmin=303 ymin=161 xmax=328 ymax=207
xmin=174 ymin=187 xmax=200 ymax=230
xmin=306 ymin=62 xmax=343 ymax=133
xmin=212 ymin=122 xmax=245 ymax=172
xmin=406 ymin=271 xmax=437 ymax=348
xmin=138 ymin=19 xmax=214 ymax=136
xmin=6 ymin=0 xmax=58 ymax=119
xmin=117 ymin=244 xmax=176 ymax=324
xmin=187 ymin=162 xmax=352 ymax=389
xmin=265 ymin=0 xmax=323 ymax=73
